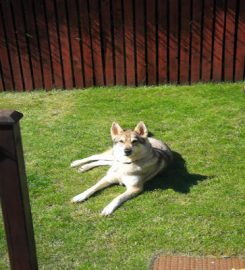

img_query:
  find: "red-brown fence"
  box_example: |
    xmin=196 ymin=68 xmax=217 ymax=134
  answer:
xmin=0 ymin=0 xmax=244 ymax=91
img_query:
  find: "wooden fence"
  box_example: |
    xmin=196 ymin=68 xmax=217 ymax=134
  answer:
xmin=0 ymin=0 xmax=244 ymax=91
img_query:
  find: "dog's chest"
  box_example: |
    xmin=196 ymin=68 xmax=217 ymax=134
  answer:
xmin=108 ymin=159 xmax=158 ymax=185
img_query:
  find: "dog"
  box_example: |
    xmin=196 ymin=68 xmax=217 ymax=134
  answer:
xmin=70 ymin=122 xmax=173 ymax=216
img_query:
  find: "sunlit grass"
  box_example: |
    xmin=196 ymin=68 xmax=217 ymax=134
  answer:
xmin=0 ymin=83 xmax=244 ymax=269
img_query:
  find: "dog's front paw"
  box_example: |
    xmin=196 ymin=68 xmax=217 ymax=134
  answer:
xmin=71 ymin=192 xmax=89 ymax=203
xmin=101 ymin=203 xmax=117 ymax=216
xmin=78 ymin=165 xmax=88 ymax=173
xmin=70 ymin=160 xmax=82 ymax=168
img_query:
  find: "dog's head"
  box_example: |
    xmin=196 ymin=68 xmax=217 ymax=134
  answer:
xmin=110 ymin=122 xmax=151 ymax=162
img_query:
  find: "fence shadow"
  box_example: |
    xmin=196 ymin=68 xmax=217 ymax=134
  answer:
xmin=144 ymin=151 xmax=211 ymax=194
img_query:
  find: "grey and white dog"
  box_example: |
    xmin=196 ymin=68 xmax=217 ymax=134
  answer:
xmin=71 ymin=122 xmax=173 ymax=215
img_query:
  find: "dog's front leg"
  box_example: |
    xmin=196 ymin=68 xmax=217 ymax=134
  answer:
xmin=78 ymin=160 xmax=113 ymax=173
xmin=71 ymin=175 xmax=117 ymax=203
xmin=70 ymin=154 xmax=106 ymax=168
xmin=101 ymin=185 xmax=143 ymax=216
xmin=70 ymin=150 xmax=113 ymax=168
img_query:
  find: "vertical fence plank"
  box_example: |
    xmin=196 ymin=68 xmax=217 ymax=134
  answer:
xmin=113 ymin=0 xmax=125 ymax=85
xmin=202 ymin=0 xmax=214 ymax=81
xmin=135 ymin=0 xmax=146 ymax=85
xmin=1 ymin=0 xmax=23 ymax=91
xmin=79 ymin=0 xmax=93 ymax=87
xmin=179 ymin=0 xmax=190 ymax=84
xmin=0 ymin=7 xmax=14 ymax=91
xmin=235 ymin=0 xmax=245 ymax=81
xmin=67 ymin=0 xmax=84 ymax=88
xmin=45 ymin=0 xmax=64 ymax=89
xmin=147 ymin=0 xmax=156 ymax=85
xmin=56 ymin=0 xmax=74 ymax=89
xmin=158 ymin=0 xmax=167 ymax=84
xmin=89 ymin=0 xmax=104 ymax=86
xmin=124 ymin=0 xmax=135 ymax=85
xmin=34 ymin=0 xmax=53 ymax=90
xmin=11 ymin=0 xmax=34 ymax=91
xmin=191 ymin=0 xmax=202 ymax=82
xmin=169 ymin=0 xmax=178 ymax=83
xmin=224 ymin=0 xmax=236 ymax=81
xmin=22 ymin=0 xmax=43 ymax=90
xmin=212 ymin=0 xmax=225 ymax=81
xmin=100 ymin=0 xmax=114 ymax=86
xmin=0 ymin=110 xmax=38 ymax=270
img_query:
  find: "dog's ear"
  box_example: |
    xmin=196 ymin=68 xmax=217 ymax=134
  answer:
xmin=134 ymin=121 xmax=148 ymax=138
xmin=111 ymin=122 xmax=123 ymax=139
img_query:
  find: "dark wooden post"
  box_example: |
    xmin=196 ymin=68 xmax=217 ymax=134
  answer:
xmin=0 ymin=110 xmax=38 ymax=270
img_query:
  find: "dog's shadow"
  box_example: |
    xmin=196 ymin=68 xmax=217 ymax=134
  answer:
xmin=145 ymin=151 xmax=211 ymax=194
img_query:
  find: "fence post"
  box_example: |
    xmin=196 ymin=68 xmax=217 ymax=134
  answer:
xmin=0 ymin=110 xmax=38 ymax=270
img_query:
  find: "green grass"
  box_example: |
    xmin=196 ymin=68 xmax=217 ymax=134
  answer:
xmin=0 ymin=83 xmax=244 ymax=269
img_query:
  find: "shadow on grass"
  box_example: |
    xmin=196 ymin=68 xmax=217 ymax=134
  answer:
xmin=145 ymin=151 xmax=211 ymax=194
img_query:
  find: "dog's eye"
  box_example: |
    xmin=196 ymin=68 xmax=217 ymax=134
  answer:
xmin=132 ymin=140 xmax=138 ymax=144
xmin=119 ymin=140 xmax=124 ymax=143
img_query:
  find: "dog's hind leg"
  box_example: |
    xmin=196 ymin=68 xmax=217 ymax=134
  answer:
xmin=78 ymin=160 xmax=113 ymax=173
xmin=101 ymin=185 xmax=143 ymax=216
xmin=70 ymin=149 xmax=113 ymax=168
xmin=71 ymin=174 xmax=117 ymax=203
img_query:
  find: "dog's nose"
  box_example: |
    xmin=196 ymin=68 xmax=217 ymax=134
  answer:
xmin=124 ymin=148 xmax=132 ymax=156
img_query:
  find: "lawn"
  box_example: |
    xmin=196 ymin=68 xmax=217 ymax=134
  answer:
xmin=0 ymin=83 xmax=244 ymax=269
